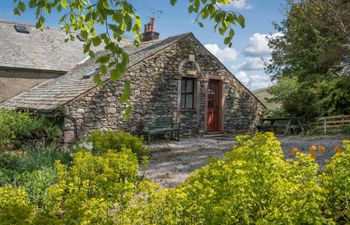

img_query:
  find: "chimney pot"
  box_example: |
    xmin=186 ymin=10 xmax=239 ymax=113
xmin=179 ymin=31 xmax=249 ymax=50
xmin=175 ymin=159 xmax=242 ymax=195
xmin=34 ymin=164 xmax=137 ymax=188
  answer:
xmin=142 ymin=17 xmax=159 ymax=42
xmin=150 ymin=17 xmax=155 ymax=32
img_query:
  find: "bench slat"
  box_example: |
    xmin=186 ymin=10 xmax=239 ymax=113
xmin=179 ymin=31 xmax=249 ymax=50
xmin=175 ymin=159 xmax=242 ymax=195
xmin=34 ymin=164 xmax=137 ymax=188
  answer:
xmin=142 ymin=117 xmax=180 ymax=143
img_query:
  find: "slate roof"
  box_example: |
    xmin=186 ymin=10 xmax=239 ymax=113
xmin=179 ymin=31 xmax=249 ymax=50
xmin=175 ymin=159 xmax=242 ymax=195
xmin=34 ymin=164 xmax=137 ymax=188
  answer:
xmin=0 ymin=33 xmax=191 ymax=111
xmin=0 ymin=20 xmax=124 ymax=72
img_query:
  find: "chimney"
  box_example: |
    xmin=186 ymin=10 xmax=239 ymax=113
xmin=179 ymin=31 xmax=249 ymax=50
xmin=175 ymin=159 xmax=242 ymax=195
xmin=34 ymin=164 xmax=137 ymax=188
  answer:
xmin=142 ymin=17 xmax=159 ymax=42
xmin=150 ymin=17 xmax=155 ymax=32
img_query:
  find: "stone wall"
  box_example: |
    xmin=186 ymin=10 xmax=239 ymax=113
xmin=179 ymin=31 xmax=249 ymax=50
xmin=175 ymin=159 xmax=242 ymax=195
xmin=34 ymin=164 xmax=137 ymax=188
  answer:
xmin=64 ymin=35 xmax=264 ymax=142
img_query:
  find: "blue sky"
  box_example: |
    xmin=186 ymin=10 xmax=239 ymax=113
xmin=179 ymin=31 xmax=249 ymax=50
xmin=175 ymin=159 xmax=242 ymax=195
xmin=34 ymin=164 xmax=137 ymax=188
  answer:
xmin=0 ymin=0 xmax=286 ymax=90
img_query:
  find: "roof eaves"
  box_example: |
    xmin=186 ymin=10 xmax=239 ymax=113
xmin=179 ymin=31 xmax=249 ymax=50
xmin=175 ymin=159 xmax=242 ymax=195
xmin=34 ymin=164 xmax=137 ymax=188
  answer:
xmin=0 ymin=65 xmax=68 ymax=74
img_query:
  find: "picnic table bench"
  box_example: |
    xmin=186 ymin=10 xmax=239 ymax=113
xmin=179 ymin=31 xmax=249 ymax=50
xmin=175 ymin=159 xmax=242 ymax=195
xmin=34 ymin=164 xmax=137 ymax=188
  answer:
xmin=142 ymin=117 xmax=180 ymax=143
xmin=257 ymin=117 xmax=305 ymax=135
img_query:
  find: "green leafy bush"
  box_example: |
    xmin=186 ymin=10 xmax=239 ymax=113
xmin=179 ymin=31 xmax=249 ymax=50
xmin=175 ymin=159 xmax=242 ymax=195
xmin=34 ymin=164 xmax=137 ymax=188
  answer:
xmin=1 ymin=133 xmax=350 ymax=224
xmin=341 ymin=124 xmax=350 ymax=135
xmin=0 ymin=185 xmax=34 ymax=224
xmin=321 ymin=140 xmax=350 ymax=223
xmin=17 ymin=167 xmax=57 ymax=206
xmin=0 ymin=109 xmax=61 ymax=150
xmin=129 ymin=132 xmax=330 ymax=224
xmin=0 ymin=146 xmax=71 ymax=206
xmin=84 ymin=130 xmax=146 ymax=159
xmin=41 ymin=148 xmax=143 ymax=224
xmin=0 ymin=146 xmax=71 ymax=174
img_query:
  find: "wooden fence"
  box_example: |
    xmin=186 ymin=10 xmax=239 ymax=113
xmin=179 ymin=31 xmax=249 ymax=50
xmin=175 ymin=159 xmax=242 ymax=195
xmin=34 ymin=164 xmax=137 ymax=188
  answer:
xmin=310 ymin=115 xmax=350 ymax=134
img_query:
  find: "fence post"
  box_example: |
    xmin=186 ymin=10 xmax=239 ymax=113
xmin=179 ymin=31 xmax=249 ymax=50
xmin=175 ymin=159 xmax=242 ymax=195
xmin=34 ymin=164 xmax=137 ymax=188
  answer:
xmin=323 ymin=117 xmax=327 ymax=134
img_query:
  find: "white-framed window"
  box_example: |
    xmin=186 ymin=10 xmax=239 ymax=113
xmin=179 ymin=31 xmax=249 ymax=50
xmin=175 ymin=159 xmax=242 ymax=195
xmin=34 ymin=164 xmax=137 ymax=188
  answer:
xmin=181 ymin=78 xmax=195 ymax=109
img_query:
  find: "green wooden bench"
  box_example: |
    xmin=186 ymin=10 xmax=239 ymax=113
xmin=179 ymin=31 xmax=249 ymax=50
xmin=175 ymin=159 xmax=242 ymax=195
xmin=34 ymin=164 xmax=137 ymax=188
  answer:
xmin=257 ymin=117 xmax=305 ymax=135
xmin=142 ymin=117 xmax=180 ymax=143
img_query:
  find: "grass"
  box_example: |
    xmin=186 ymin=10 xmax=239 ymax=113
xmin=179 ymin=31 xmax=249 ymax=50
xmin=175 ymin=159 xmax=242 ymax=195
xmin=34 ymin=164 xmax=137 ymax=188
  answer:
xmin=252 ymin=87 xmax=281 ymax=111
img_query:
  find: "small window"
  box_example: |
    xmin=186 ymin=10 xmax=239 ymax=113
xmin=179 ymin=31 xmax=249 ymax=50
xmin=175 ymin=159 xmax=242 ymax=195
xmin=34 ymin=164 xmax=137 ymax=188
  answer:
xmin=82 ymin=68 xmax=99 ymax=79
xmin=181 ymin=78 xmax=195 ymax=109
xmin=14 ymin=25 xmax=29 ymax=34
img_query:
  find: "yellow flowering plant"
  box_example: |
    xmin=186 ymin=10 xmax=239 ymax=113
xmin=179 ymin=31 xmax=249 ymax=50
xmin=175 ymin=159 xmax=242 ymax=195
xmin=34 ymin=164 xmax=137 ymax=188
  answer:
xmin=321 ymin=140 xmax=350 ymax=223
xmin=126 ymin=133 xmax=332 ymax=224
xmin=0 ymin=133 xmax=349 ymax=224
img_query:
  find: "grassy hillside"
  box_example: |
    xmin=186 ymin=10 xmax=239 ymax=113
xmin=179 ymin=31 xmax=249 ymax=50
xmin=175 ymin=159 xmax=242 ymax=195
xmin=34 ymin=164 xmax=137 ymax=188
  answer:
xmin=252 ymin=87 xmax=281 ymax=111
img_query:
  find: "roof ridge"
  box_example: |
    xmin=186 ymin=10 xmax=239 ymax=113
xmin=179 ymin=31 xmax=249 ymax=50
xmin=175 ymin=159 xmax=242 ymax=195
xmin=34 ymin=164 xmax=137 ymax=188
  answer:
xmin=0 ymin=19 xmax=64 ymax=32
xmin=138 ymin=32 xmax=192 ymax=45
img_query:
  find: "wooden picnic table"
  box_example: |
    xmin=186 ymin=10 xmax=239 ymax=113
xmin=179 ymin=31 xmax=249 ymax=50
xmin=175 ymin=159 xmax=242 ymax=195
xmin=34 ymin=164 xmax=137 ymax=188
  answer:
xmin=257 ymin=117 xmax=305 ymax=135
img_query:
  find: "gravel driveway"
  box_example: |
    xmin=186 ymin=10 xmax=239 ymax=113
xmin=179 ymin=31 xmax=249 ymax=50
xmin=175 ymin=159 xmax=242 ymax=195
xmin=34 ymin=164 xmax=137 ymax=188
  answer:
xmin=146 ymin=134 xmax=349 ymax=187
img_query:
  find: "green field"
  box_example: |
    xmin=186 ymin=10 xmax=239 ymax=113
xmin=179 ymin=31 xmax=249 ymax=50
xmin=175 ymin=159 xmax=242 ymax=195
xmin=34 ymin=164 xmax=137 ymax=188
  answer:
xmin=252 ymin=87 xmax=281 ymax=111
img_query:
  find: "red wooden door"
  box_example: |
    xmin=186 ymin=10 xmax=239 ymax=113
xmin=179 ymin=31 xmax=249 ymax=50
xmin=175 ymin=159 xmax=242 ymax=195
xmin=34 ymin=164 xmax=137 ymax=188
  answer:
xmin=207 ymin=80 xmax=220 ymax=132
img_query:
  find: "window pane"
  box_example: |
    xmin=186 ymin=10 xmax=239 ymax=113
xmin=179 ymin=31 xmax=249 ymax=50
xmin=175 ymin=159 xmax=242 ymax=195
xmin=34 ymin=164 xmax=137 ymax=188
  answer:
xmin=181 ymin=80 xmax=186 ymax=92
xmin=186 ymin=79 xmax=193 ymax=92
xmin=186 ymin=94 xmax=193 ymax=108
xmin=181 ymin=94 xmax=186 ymax=108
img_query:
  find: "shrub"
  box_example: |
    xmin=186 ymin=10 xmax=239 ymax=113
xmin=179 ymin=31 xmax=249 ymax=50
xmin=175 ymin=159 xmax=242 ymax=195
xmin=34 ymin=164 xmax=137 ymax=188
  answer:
xmin=128 ymin=133 xmax=331 ymax=224
xmin=84 ymin=130 xmax=146 ymax=160
xmin=321 ymin=140 xmax=350 ymax=223
xmin=2 ymin=133 xmax=350 ymax=224
xmin=341 ymin=124 xmax=350 ymax=135
xmin=0 ymin=146 xmax=72 ymax=206
xmin=17 ymin=167 xmax=57 ymax=206
xmin=0 ymin=146 xmax=71 ymax=174
xmin=0 ymin=109 xmax=61 ymax=150
xmin=42 ymin=148 xmax=142 ymax=224
xmin=0 ymin=185 xmax=34 ymax=224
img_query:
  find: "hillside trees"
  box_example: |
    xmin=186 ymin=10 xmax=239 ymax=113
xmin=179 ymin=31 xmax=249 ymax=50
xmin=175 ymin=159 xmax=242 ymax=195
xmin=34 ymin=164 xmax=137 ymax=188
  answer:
xmin=266 ymin=0 xmax=350 ymax=119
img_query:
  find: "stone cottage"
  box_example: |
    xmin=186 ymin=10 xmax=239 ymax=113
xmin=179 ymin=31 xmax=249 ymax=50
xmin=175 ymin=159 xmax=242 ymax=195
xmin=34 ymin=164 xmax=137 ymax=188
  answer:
xmin=1 ymin=19 xmax=265 ymax=142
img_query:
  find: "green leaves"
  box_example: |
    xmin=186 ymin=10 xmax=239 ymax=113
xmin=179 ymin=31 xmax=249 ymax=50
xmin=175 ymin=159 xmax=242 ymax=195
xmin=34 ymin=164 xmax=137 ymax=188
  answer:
xmin=99 ymin=64 xmax=107 ymax=74
xmin=18 ymin=1 xmax=25 ymax=12
xmin=110 ymin=68 xmax=122 ymax=81
xmin=237 ymin=15 xmax=245 ymax=28
xmin=92 ymin=36 xmax=101 ymax=46
xmin=121 ymin=132 xmax=345 ymax=224
xmin=266 ymin=0 xmax=350 ymax=119
xmin=120 ymin=80 xmax=130 ymax=104
xmin=122 ymin=106 xmax=132 ymax=121
xmin=179 ymin=0 xmax=245 ymax=47
xmin=61 ymin=0 xmax=67 ymax=9
xmin=36 ymin=16 xmax=45 ymax=29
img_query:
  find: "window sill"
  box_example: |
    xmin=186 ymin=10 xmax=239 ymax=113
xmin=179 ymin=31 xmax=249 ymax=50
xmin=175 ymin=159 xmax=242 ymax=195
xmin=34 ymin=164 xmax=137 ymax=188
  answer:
xmin=181 ymin=108 xmax=197 ymax=112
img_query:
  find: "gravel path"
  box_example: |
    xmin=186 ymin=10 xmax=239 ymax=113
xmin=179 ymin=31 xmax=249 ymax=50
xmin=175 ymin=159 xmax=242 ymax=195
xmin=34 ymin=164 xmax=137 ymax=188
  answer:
xmin=146 ymin=135 xmax=349 ymax=187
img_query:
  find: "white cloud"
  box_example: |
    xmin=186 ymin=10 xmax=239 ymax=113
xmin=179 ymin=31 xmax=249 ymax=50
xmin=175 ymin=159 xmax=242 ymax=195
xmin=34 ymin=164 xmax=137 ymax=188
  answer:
xmin=235 ymin=71 xmax=250 ymax=85
xmin=247 ymin=74 xmax=271 ymax=90
xmin=205 ymin=43 xmax=238 ymax=63
xmin=232 ymin=69 xmax=272 ymax=90
xmin=219 ymin=0 xmax=252 ymax=9
xmin=243 ymin=32 xmax=282 ymax=57
xmin=244 ymin=33 xmax=271 ymax=57
xmin=238 ymin=57 xmax=266 ymax=71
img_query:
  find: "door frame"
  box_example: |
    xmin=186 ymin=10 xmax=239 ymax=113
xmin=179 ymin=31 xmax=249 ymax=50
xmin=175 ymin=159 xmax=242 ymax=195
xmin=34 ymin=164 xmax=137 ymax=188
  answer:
xmin=204 ymin=76 xmax=225 ymax=133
